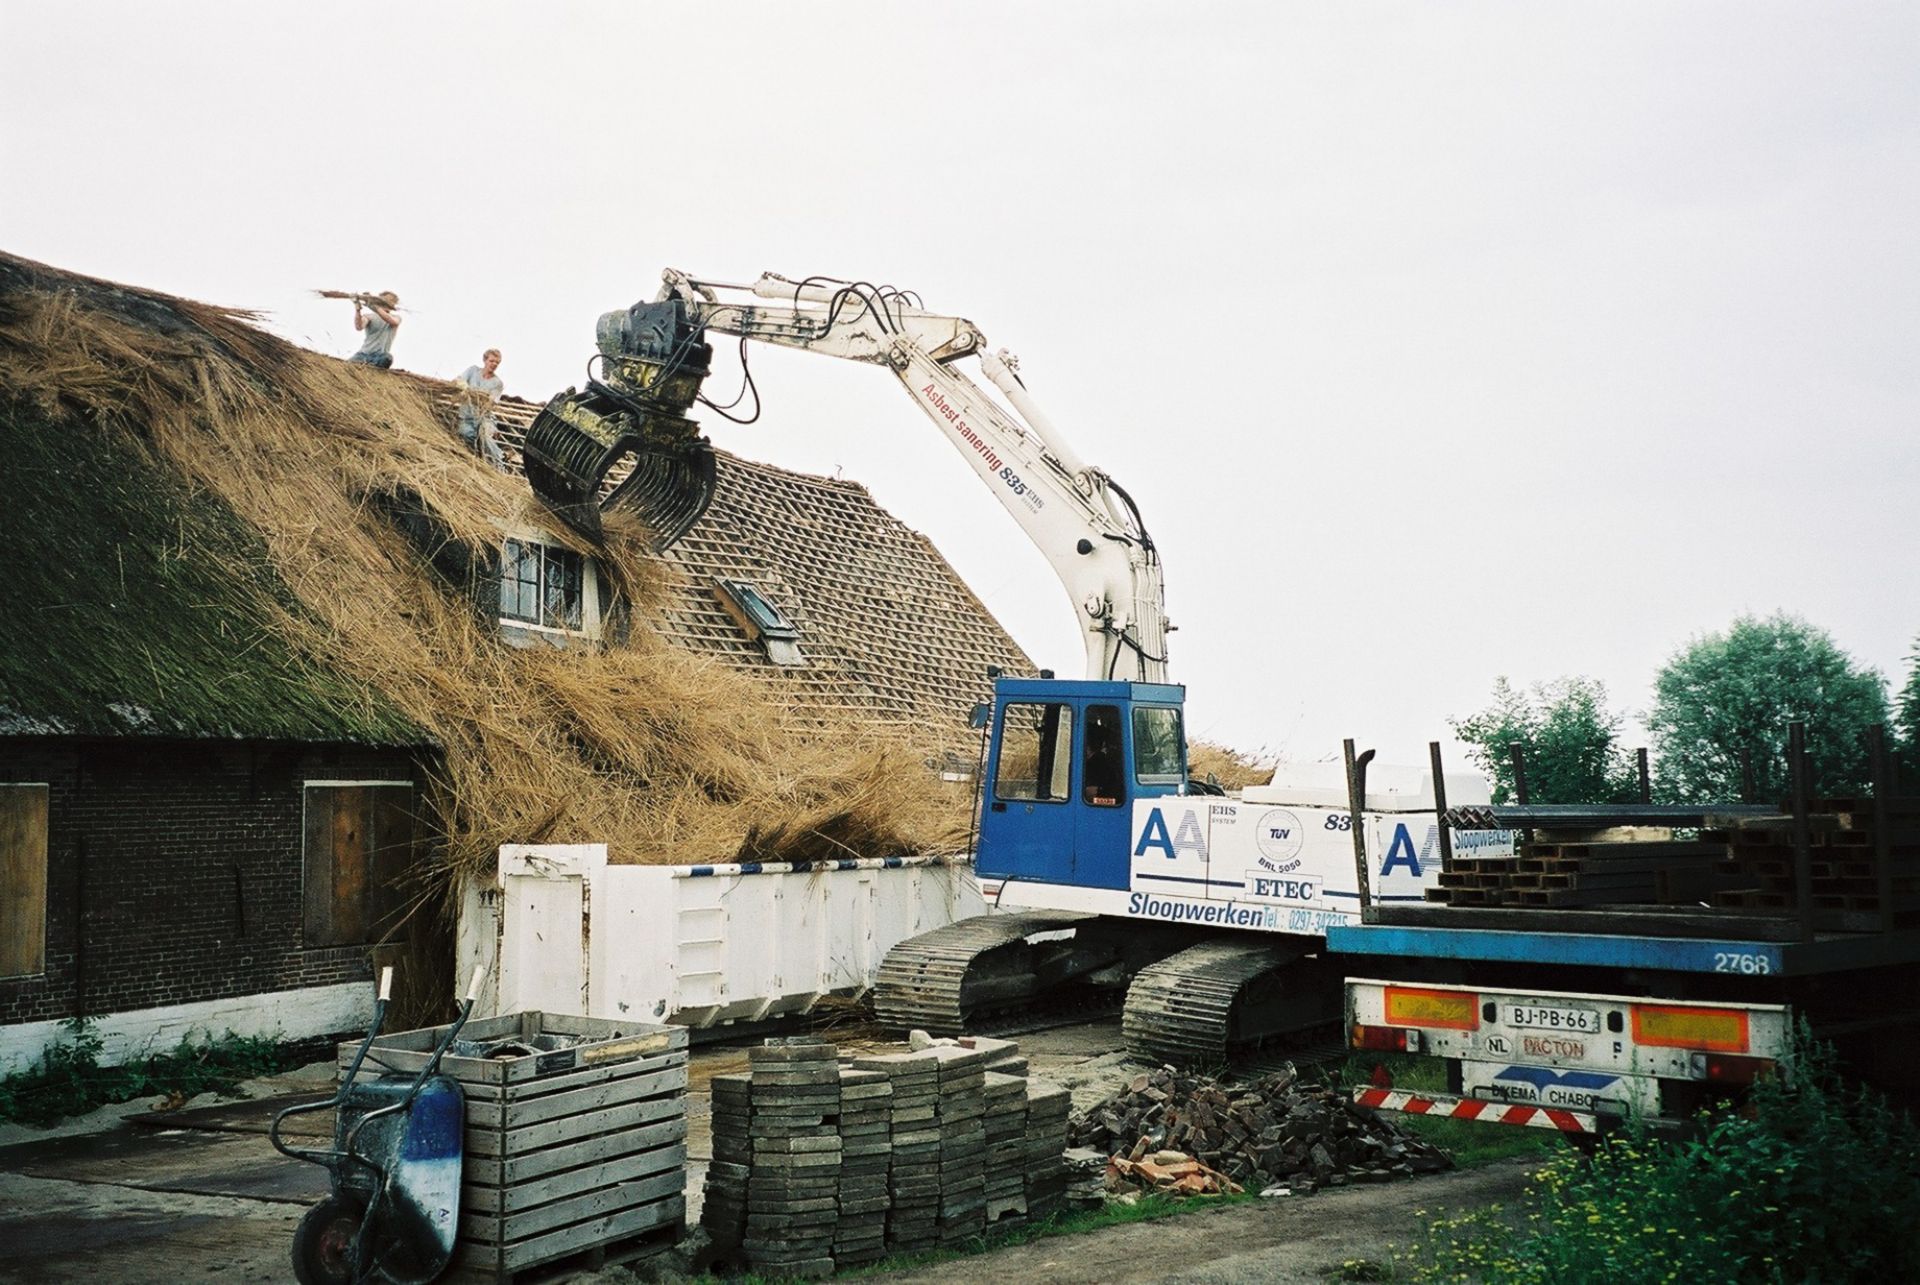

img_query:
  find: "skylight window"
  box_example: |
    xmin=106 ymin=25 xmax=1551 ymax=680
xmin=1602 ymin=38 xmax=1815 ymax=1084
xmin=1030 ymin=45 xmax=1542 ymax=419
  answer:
xmin=714 ymin=577 xmax=805 ymax=666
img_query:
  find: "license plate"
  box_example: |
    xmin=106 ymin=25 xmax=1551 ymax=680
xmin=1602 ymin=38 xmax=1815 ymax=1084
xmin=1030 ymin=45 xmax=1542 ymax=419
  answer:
xmin=1506 ymin=1004 xmax=1602 ymax=1034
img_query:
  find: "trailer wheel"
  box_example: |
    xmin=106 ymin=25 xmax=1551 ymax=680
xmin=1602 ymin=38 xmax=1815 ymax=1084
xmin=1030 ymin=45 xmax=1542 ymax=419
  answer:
xmin=291 ymin=1194 xmax=367 ymax=1285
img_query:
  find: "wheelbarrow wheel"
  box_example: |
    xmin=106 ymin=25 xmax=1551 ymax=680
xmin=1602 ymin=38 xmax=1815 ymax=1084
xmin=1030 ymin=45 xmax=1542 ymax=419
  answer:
xmin=291 ymin=1194 xmax=367 ymax=1285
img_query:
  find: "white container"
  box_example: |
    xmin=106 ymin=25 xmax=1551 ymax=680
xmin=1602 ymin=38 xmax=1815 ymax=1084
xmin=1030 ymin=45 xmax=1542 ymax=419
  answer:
xmin=458 ymin=845 xmax=985 ymax=1029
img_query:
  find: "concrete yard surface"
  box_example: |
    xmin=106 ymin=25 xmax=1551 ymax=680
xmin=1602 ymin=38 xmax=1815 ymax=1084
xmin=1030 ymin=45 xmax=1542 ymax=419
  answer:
xmin=0 ymin=1020 xmax=1536 ymax=1283
xmin=863 ymin=1157 xmax=1540 ymax=1285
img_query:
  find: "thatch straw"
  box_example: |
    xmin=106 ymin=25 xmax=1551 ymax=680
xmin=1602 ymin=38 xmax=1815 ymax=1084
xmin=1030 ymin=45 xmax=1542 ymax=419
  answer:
xmin=1189 ymin=740 xmax=1279 ymax=792
xmin=0 ymin=271 xmax=973 ymax=893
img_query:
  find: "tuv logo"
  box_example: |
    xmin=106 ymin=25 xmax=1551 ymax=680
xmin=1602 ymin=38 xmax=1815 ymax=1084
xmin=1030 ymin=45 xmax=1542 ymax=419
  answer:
xmin=1254 ymin=809 xmax=1304 ymax=869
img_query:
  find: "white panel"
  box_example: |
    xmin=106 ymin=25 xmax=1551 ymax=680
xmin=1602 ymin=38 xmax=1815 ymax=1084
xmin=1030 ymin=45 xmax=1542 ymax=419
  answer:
xmin=585 ymin=859 xmax=986 ymax=1030
xmin=494 ymin=844 xmax=604 ymax=1016
xmin=0 ymin=981 xmax=374 ymax=1077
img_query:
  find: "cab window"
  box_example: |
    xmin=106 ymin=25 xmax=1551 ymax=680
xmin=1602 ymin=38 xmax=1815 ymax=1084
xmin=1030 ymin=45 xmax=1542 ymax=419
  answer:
xmin=1132 ymin=706 xmax=1186 ymax=785
xmin=995 ymin=702 xmax=1074 ymax=802
xmin=1083 ymin=704 xmax=1127 ymax=807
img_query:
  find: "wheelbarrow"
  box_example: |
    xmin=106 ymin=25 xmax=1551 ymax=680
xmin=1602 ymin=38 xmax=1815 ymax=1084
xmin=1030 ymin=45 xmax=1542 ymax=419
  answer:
xmin=271 ymin=966 xmax=486 ymax=1285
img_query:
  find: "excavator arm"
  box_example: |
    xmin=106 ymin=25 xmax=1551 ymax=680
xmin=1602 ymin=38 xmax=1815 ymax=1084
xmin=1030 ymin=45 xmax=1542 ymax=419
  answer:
xmin=522 ymin=269 xmax=1170 ymax=683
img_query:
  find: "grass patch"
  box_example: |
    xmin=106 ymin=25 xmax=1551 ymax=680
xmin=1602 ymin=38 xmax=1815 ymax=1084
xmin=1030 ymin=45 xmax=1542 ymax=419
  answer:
xmin=1395 ymin=1036 xmax=1920 ymax=1282
xmin=839 ymin=1191 xmax=1257 ymax=1277
xmin=1330 ymin=1052 xmax=1564 ymax=1169
xmin=0 ymin=1019 xmax=299 ymax=1126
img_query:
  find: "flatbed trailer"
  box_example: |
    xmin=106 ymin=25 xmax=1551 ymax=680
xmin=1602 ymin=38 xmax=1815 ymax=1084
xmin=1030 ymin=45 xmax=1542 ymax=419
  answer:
xmin=1322 ymin=727 xmax=1920 ymax=1135
xmin=1328 ymin=914 xmax=1920 ymax=1134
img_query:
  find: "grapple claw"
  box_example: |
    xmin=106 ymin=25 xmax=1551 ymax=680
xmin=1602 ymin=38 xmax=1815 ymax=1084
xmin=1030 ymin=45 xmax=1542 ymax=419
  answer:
xmin=521 ymin=297 xmax=717 ymax=550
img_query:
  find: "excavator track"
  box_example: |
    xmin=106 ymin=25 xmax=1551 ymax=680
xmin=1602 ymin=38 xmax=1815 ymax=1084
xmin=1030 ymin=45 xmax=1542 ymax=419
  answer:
xmin=873 ymin=911 xmax=1102 ymax=1035
xmin=1122 ymin=939 xmax=1340 ymax=1066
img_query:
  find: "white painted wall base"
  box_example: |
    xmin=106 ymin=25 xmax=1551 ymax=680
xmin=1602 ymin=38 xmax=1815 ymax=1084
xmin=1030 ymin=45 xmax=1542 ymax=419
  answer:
xmin=0 ymin=981 xmax=375 ymax=1077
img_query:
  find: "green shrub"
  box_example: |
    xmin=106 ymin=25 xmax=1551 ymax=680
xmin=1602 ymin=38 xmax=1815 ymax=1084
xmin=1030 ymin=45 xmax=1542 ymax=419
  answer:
xmin=0 ymin=1018 xmax=291 ymax=1126
xmin=1401 ymin=1039 xmax=1920 ymax=1282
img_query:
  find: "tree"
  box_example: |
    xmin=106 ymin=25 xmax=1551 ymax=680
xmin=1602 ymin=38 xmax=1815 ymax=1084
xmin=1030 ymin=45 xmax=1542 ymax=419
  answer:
xmin=1896 ymin=633 xmax=1920 ymax=788
xmin=1451 ymin=676 xmax=1642 ymax=805
xmin=1647 ymin=612 xmax=1889 ymax=804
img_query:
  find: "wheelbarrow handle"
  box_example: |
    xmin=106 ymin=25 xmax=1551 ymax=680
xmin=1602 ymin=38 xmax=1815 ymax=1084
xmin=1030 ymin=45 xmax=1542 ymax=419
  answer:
xmin=341 ymin=981 xmax=483 ymax=1158
xmin=270 ymin=978 xmax=391 ymax=1163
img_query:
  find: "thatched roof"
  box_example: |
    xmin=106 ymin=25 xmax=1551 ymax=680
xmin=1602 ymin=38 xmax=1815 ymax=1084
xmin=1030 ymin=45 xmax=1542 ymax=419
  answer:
xmin=0 ymin=258 xmax=425 ymax=745
xmin=0 ymin=250 xmax=1023 ymax=870
xmin=486 ymin=405 xmax=1027 ymax=739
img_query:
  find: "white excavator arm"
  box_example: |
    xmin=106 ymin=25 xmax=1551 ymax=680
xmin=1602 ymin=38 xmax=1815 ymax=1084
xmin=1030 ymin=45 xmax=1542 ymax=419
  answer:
xmin=657 ymin=270 xmax=1171 ymax=684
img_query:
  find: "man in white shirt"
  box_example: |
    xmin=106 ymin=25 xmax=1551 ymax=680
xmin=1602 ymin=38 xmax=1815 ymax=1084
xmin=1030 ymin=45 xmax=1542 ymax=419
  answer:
xmin=457 ymin=348 xmax=507 ymax=470
xmin=349 ymin=291 xmax=401 ymax=368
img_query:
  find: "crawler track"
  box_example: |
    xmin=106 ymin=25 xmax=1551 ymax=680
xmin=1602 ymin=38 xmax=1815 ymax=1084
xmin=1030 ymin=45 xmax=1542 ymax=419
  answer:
xmin=872 ymin=910 xmax=1096 ymax=1034
xmin=1122 ymin=939 xmax=1341 ymax=1066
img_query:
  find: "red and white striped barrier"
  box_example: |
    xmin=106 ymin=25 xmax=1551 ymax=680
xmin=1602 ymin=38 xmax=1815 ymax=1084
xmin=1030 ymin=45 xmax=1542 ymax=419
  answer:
xmin=1352 ymin=1087 xmax=1597 ymax=1134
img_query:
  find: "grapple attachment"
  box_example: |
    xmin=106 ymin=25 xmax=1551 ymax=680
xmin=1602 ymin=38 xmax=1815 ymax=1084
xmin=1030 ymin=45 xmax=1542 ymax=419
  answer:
xmin=521 ymin=298 xmax=717 ymax=549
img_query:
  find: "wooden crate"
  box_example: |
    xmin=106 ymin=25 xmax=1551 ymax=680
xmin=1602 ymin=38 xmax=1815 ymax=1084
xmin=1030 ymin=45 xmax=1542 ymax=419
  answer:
xmin=344 ymin=1011 xmax=689 ymax=1280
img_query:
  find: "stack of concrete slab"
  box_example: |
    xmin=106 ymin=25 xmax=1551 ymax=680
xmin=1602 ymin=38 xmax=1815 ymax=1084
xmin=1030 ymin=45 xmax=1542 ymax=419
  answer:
xmin=743 ymin=1038 xmax=843 ymax=1278
xmin=930 ymin=1044 xmax=988 ymax=1245
xmin=983 ymin=1069 xmax=1030 ymax=1225
xmin=1024 ymin=1078 xmax=1072 ymax=1220
xmin=699 ymin=1072 xmax=751 ymax=1251
xmin=833 ymin=1067 xmax=893 ymax=1265
xmin=852 ymin=1049 xmax=941 ymax=1253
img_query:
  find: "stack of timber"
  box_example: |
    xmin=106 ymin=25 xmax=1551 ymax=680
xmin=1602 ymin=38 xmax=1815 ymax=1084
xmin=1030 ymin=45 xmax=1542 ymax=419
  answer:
xmin=352 ymin=1013 xmax=687 ymax=1281
xmin=1427 ymin=834 xmax=1729 ymax=909
xmin=1713 ymin=797 xmax=1920 ymax=929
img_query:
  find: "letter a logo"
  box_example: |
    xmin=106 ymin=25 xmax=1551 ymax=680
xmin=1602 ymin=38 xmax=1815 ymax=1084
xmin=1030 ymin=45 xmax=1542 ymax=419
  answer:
xmin=1135 ymin=808 xmax=1176 ymax=859
xmin=1379 ymin=823 xmax=1423 ymax=876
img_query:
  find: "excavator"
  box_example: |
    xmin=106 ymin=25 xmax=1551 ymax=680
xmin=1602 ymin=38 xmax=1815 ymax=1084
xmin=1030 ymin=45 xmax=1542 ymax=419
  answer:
xmin=522 ymin=270 xmax=1501 ymax=1063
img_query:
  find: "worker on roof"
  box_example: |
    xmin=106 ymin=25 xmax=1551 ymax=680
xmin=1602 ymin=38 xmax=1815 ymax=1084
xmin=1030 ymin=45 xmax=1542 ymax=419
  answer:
xmin=456 ymin=348 xmax=507 ymax=470
xmin=348 ymin=291 xmax=401 ymax=368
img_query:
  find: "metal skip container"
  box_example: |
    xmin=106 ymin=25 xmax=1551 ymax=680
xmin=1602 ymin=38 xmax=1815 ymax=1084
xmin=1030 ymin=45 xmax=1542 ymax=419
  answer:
xmin=346 ymin=1011 xmax=688 ymax=1278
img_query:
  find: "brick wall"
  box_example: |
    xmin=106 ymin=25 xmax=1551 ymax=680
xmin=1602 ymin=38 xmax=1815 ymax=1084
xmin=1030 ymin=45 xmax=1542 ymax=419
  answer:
xmin=0 ymin=737 xmax=431 ymax=1028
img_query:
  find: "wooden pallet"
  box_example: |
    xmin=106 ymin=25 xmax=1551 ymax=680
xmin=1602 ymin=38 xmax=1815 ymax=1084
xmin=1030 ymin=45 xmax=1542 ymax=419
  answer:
xmin=446 ymin=1215 xmax=683 ymax=1284
xmin=349 ymin=1012 xmax=690 ymax=1281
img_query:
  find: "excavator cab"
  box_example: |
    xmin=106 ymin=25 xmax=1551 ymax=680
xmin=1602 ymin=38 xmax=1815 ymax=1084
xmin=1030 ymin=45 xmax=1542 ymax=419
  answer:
xmin=977 ymin=678 xmax=1189 ymax=890
xmin=522 ymin=298 xmax=717 ymax=548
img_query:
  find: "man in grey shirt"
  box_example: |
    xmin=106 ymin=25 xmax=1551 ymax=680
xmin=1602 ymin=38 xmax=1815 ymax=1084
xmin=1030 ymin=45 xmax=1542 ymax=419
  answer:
xmin=349 ymin=291 xmax=401 ymax=368
xmin=457 ymin=348 xmax=507 ymax=470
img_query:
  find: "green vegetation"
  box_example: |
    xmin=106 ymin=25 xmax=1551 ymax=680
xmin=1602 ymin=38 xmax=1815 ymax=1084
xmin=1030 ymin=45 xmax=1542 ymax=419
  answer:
xmin=1334 ymin=1052 xmax=1563 ymax=1169
xmin=1394 ymin=1041 xmax=1920 ymax=1282
xmin=0 ymin=1019 xmax=295 ymax=1126
xmin=1897 ymin=633 xmax=1920 ymax=783
xmin=1648 ymin=612 xmax=1889 ymax=803
xmin=1451 ymin=676 xmax=1642 ymax=805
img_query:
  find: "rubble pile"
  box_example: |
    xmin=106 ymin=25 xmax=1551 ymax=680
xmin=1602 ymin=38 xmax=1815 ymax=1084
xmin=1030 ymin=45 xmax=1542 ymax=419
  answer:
xmin=702 ymin=1035 xmax=1069 ymax=1277
xmin=1069 ymin=1064 xmax=1452 ymax=1193
xmin=1107 ymin=1150 xmax=1242 ymax=1196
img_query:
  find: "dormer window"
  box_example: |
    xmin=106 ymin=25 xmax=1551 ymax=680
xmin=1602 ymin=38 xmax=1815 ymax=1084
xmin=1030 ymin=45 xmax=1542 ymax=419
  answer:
xmin=714 ymin=577 xmax=804 ymax=666
xmin=496 ymin=535 xmax=606 ymax=648
xmin=502 ymin=538 xmax=584 ymax=629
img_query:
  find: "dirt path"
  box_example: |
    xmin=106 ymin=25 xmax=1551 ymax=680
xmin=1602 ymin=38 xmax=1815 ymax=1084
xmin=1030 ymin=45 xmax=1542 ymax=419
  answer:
xmin=865 ymin=1158 xmax=1539 ymax=1285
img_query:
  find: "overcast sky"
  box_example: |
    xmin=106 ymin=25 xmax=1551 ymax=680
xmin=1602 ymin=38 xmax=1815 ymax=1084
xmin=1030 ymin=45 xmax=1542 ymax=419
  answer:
xmin=4 ymin=2 xmax=1915 ymax=774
